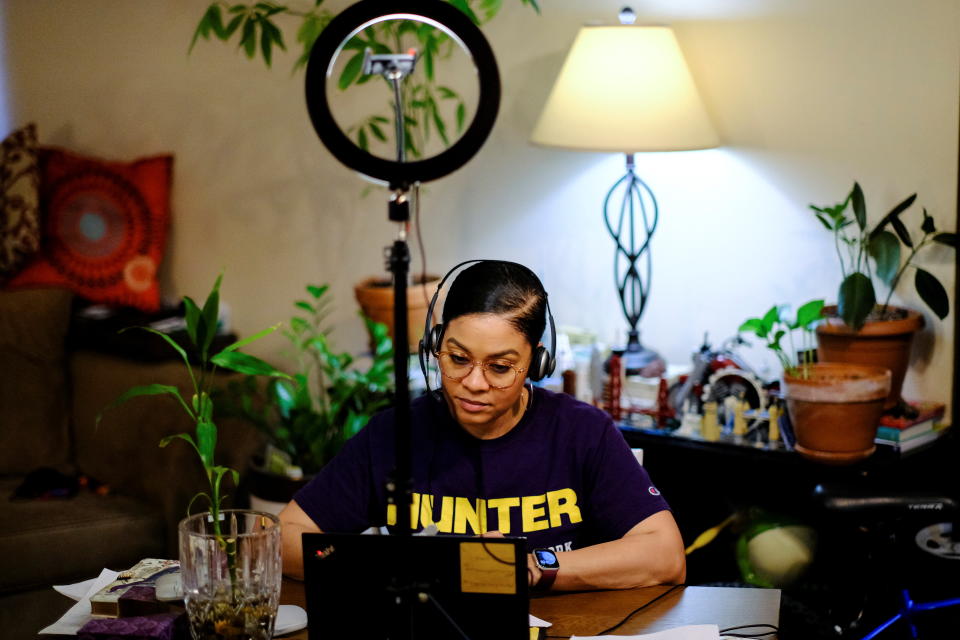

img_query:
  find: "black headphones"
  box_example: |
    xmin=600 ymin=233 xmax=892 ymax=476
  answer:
xmin=417 ymin=260 xmax=557 ymax=394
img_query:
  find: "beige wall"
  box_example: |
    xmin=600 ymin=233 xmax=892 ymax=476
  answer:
xmin=3 ymin=0 xmax=957 ymax=410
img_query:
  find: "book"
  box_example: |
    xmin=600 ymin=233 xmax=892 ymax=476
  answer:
xmin=89 ymin=559 xmax=180 ymax=618
xmin=875 ymin=418 xmax=942 ymax=442
xmin=875 ymin=425 xmax=951 ymax=454
xmin=879 ymin=401 xmax=945 ymax=429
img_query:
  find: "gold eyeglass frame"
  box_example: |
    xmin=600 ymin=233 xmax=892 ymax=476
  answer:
xmin=435 ymin=351 xmax=526 ymax=389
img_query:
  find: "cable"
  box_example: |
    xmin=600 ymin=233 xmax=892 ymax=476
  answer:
xmin=719 ymin=623 xmax=779 ymax=638
xmin=544 ymin=584 xmax=687 ymax=638
xmin=413 ymin=182 xmax=432 ymax=313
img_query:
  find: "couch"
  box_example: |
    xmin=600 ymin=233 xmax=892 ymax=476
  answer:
xmin=0 ymin=288 xmax=263 ymax=638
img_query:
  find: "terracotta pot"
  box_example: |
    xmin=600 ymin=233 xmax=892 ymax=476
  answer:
xmin=354 ymin=275 xmax=441 ymax=351
xmin=816 ymin=305 xmax=924 ymax=410
xmin=784 ymin=363 xmax=891 ymax=465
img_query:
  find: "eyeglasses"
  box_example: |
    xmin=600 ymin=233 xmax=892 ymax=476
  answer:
xmin=436 ymin=351 xmax=526 ymax=389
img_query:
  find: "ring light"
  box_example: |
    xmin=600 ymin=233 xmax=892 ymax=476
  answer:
xmin=304 ymin=0 xmax=501 ymax=188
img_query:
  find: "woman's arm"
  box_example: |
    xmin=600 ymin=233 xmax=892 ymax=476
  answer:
xmin=279 ymin=500 xmax=323 ymax=580
xmin=532 ymin=510 xmax=686 ymax=591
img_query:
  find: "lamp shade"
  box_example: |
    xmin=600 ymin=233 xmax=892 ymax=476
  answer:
xmin=531 ymin=25 xmax=718 ymax=153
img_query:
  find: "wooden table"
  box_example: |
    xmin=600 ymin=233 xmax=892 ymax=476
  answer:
xmin=278 ymin=579 xmax=780 ymax=638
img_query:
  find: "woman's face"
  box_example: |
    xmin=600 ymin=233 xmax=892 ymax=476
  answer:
xmin=438 ymin=312 xmax=533 ymax=439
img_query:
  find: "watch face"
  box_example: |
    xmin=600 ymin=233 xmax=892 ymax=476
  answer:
xmin=534 ymin=549 xmax=559 ymax=569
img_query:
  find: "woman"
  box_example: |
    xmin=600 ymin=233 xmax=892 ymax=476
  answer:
xmin=279 ymin=260 xmax=685 ymax=589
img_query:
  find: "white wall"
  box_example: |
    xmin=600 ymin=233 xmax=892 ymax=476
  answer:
xmin=3 ymin=0 xmax=957 ymax=409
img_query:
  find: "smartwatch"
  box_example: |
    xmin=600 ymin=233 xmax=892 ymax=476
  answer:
xmin=532 ymin=548 xmax=560 ymax=589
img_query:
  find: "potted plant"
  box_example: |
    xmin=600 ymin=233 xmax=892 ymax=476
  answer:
xmin=98 ymin=274 xmax=290 ymax=638
xmin=740 ymin=299 xmax=891 ymax=464
xmin=810 ymin=182 xmax=956 ymax=408
xmin=219 ymin=284 xmax=394 ymax=512
xmin=354 ymin=273 xmax=441 ymax=351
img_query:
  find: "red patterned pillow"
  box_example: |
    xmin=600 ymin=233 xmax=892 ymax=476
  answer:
xmin=6 ymin=147 xmax=172 ymax=311
xmin=0 ymin=123 xmax=41 ymax=282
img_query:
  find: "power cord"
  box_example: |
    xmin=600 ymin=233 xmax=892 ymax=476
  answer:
xmin=545 ymin=584 xmax=686 ymax=638
xmin=719 ymin=623 xmax=779 ymax=638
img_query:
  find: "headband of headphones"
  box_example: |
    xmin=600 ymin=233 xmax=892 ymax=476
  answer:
xmin=417 ymin=259 xmax=557 ymax=393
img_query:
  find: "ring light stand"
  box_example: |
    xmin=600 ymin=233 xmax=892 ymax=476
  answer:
xmin=305 ymin=2 xmax=500 ymax=638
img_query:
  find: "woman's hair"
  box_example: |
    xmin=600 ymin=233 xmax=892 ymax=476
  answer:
xmin=441 ymin=261 xmax=548 ymax=348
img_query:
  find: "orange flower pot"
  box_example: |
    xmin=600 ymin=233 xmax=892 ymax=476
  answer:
xmin=816 ymin=306 xmax=924 ymax=410
xmin=354 ymin=275 xmax=440 ymax=352
xmin=784 ymin=363 xmax=891 ymax=465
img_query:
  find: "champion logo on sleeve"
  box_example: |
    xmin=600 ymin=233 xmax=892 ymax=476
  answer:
xmin=648 ymin=486 xmax=661 ymax=496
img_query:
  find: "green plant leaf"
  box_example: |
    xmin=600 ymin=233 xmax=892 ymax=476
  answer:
xmin=448 ymin=0 xmax=481 ymax=24
xmin=813 ymin=212 xmax=833 ymax=231
xmin=183 ymin=296 xmax=202 ymax=348
xmin=368 ymin=121 xmax=387 ymax=142
xmin=212 ymin=350 xmax=291 ymax=378
xmin=921 ymin=208 xmax=936 ymax=234
xmin=98 ymin=383 xmax=194 ymax=427
xmin=890 ymin=215 xmax=914 ymax=248
xmin=838 ymin=272 xmax=876 ymax=330
xmin=867 ymin=230 xmax=900 ymax=286
xmin=307 ymin=284 xmax=328 ymax=298
xmin=339 ymin=52 xmax=364 ymax=90
xmin=240 ymin=16 xmax=258 ymax=58
xmin=201 ymin=273 xmax=223 ymax=360
xmin=737 ymin=318 xmax=765 ymax=337
xmin=934 ymin=232 xmax=957 ymax=248
xmin=915 ymin=268 xmax=949 ymax=319
xmin=357 ymin=127 xmax=368 ymax=151
xmin=760 ymin=305 xmax=780 ymax=333
xmin=871 ymin=193 xmax=917 ymax=243
xmin=220 ymin=324 xmax=280 ymax=353
xmin=159 ymin=432 xmax=200 ymax=457
xmin=795 ymin=299 xmax=825 ymax=330
xmin=121 ymin=327 xmax=192 ymax=371
xmin=850 ymin=182 xmax=866 ymax=231
xmin=196 ymin=420 xmax=217 ymax=468
xmin=456 ymin=102 xmax=466 ymax=132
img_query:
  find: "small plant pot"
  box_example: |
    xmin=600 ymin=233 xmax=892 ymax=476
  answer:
xmin=784 ymin=363 xmax=891 ymax=465
xmin=178 ymin=509 xmax=282 ymax=640
xmin=354 ymin=275 xmax=441 ymax=351
xmin=816 ymin=305 xmax=924 ymax=410
xmin=246 ymin=457 xmax=311 ymax=516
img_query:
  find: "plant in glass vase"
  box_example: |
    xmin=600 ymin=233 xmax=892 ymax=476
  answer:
xmin=739 ymin=299 xmax=891 ymax=465
xmin=810 ymin=182 xmax=957 ymax=408
xmin=98 ymin=274 xmax=289 ymax=640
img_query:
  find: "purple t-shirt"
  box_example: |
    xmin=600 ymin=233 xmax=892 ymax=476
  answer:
xmin=294 ymin=387 xmax=669 ymax=552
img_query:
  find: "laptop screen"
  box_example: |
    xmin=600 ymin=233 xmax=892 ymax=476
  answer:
xmin=302 ymin=533 xmax=529 ymax=640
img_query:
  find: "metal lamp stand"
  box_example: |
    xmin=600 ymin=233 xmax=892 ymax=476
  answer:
xmin=602 ymin=153 xmax=663 ymax=374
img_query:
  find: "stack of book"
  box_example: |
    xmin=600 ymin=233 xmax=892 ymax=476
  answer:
xmin=874 ymin=401 xmax=950 ymax=454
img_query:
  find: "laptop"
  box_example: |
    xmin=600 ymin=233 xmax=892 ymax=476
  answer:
xmin=302 ymin=532 xmax=529 ymax=640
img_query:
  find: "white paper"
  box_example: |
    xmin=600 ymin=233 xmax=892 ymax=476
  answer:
xmin=529 ymin=614 xmax=552 ymax=628
xmin=573 ymin=623 xmax=719 ymax=640
xmin=40 ymin=569 xmax=119 ymax=635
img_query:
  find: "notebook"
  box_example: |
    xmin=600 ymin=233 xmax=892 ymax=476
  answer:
xmin=302 ymin=532 xmax=529 ymax=640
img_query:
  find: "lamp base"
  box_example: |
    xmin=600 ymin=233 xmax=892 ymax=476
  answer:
xmin=623 ymin=331 xmax=665 ymax=377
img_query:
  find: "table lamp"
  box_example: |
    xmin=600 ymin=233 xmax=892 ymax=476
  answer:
xmin=531 ymin=7 xmax=718 ymax=374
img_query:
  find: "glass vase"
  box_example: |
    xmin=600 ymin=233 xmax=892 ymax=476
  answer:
xmin=179 ymin=509 xmax=282 ymax=640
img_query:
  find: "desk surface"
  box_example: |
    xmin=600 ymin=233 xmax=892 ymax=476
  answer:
xmin=279 ymin=579 xmax=780 ymax=638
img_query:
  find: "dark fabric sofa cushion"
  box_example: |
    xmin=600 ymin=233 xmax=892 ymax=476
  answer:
xmin=0 ymin=288 xmax=73 ymax=474
xmin=0 ymin=476 xmax=165 ymax=594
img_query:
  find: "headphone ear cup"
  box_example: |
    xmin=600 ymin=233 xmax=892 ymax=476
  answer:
xmin=528 ymin=346 xmax=550 ymax=382
xmin=427 ymin=324 xmax=444 ymax=355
